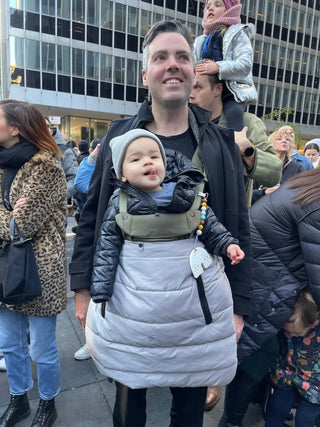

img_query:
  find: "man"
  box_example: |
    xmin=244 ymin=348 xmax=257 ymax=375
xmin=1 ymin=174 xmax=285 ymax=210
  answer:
xmin=189 ymin=70 xmax=283 ymax=411
xmin=69 ymin=20 xmax=251 ymax=427
xmin=190 ymin=72 xmax=283 ymax=206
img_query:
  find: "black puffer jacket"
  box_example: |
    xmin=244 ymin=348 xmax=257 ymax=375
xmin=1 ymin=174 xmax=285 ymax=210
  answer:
xmin=91 ymin=150 xmax=239 ymax=303
xmin=238 ymin=181 xmax=320 ymax=362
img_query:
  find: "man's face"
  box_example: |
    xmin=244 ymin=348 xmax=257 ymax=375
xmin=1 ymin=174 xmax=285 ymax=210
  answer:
xmin=189 ymin=74 xmax=222 ymax=112
xmin=142 ymin=32 xmax=196 ymax=108
xmin=189 ymin=74 xmax=213 ymax=111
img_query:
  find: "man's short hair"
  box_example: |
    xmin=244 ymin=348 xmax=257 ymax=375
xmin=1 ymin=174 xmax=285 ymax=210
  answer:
xmin=196 ymin=60 xmax=222 ymax=90
xmin=142 ymin=20 xmax=194 ymax=70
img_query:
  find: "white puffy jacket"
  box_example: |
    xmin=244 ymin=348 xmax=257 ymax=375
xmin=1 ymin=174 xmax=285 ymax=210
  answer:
xmin=194 ymin=23 xmax=257 ymax=103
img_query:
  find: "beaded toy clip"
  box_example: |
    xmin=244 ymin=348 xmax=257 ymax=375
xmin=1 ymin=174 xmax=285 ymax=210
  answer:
xmin=190 ymin=191 xmax=212 ymax=278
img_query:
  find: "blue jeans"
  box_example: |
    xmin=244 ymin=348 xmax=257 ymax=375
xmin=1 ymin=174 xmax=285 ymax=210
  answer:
xmin=0 ymin=307 xmax=60 ymax=400
xmin=265 ymin=387 xmax=320 ymax=427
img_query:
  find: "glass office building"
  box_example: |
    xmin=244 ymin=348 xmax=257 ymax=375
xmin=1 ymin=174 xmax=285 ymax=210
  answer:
xmin=0 ymin=0 xmax=319 ymax=141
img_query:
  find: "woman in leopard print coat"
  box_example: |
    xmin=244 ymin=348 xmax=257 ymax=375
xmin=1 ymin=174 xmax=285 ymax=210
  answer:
xmin=0 ymin=100 xmax=67 ymax=427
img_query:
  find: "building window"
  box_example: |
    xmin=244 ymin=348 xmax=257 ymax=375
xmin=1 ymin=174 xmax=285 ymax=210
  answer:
xmin=26 ymin=39 xmax=40 ymax=70
xmin=87 ymin=80 xmax=98 ymax=97
xmin=114 ymin=56 xmax=125 ymax=84
xmin=87 ymin=0 xmax=99 ymax=26
xmin=57 ymin=19 xmax=70 ymax=38
xmin=42 ymin=72 xmax=56 ymax=91
xmin=9 ymin=0 xmax=24 ymax=9
xmin=26 ymin=70 xmax=40 ymax=88
xmin=72 ymin=22 xmax=85 ymax=41
xmin=57 ymin=0 xmax=70 ymax=19
xmin=72 ymin=48 xmax=84 ymax=77
xmin=72 ymin=0 xmax=84 ymax=22
xmin=72 ymin=77 xmax=84 ymax=94
xmin=58 ymin=75 xmax=70 ymax=92
xmin=10 ymin=9 xmax=24 ymax=28
xmin=101 ymin=54 xmax=112 ymax=82
xmin=10 ymin=36 xmax=24 ymax=86
xmin=140 ymin=10 xmax=151 ymax=37
xmin=126 ymin=58 xmax=137 ymax=87
xmin=42 ymin=0 xmax=55 ymax=15
xmin=42 ymin=42 xmax=55 ymax=72
xmin=25 ymin=12 xmax=40 ymax=31
xmin=101 ymin=0 xmax=113 ymax=29
xmin=42 ymin=15 xmax=55 ymax=35
xmin=115 ymin=3 xmax=126 ymax=32
xmin=87 ymin=51 xmax=99 ymax=80
xmin=87 ymin=25 xmax=99 ymax=44
xmin=128 ymin=7 xmax=139 ymax=35
xmin=57 ymin=45 xmax=70 ymax=75
xmin=26 ymin=0 xmax=39 ymax=13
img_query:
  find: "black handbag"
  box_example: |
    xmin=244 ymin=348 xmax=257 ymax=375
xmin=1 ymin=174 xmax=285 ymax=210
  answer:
xmin=0 ymin=217 xmax=42 ymax=305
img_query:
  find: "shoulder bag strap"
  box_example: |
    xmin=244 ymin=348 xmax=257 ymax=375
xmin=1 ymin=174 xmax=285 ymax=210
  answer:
xmin=1 ymin=168 xmax=20 ymax=211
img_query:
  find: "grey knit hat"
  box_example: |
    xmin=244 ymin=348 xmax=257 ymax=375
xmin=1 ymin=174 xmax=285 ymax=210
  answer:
xmin=109 ymin=129 xmax=166 ymax=178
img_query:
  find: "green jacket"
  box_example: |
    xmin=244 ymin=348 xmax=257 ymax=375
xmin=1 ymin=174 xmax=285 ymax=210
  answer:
xmin=219 ymin=112 xmax=282 ymax=206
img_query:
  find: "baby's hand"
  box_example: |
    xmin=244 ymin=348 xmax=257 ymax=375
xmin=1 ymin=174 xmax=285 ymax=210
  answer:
xmin=196 ymin=60 xmax=220 ymax=76
xmin=226 ymin=244 xmax=245 ymax=265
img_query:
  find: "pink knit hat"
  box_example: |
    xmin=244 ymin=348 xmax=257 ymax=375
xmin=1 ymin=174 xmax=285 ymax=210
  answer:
xmin=222 ymin=0 xmax=240 ymax=9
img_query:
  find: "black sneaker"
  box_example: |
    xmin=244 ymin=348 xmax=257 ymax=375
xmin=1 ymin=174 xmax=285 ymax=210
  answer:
xmin=0 ymin=393 xmax=30 ymax=427
xmin=31 ymin=399 xmax=57 ymax=427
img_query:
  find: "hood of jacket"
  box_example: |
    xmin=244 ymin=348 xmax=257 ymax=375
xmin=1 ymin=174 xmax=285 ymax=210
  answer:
xmin=52 ymin=127 xmax=66 ymax=147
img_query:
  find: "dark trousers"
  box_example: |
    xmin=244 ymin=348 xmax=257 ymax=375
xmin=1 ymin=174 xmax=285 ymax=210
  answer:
xmin=113 ymin=381 xmax=207 ymax=427
xmin=223 ymin=94 xmax=246 ymax=131
xmin=265 ymin=387 xmax=320 ymax=427
xmin=219 ymin=366 xmax=259 ymax=426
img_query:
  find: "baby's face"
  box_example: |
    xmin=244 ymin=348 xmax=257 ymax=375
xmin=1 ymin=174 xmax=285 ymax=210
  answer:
xmin=121 ymin=137 xmax=165 ymax=193
xmin=205 ymin=0 xmax=227 ymax=23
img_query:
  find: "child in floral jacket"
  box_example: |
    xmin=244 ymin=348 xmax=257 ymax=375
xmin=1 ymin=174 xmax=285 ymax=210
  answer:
xmin=266 ymin=290 xmax=320 ymax=427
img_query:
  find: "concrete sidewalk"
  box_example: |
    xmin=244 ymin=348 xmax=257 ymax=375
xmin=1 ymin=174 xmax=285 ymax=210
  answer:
xmin=0 ymin=216 xmax=265 ymax=426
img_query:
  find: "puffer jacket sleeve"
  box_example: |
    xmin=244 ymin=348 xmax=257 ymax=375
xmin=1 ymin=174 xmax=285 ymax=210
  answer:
xmin=217 ymin=29 xmax=253 ymax=82
xmin=298 ymin=206 xmax=320 ymax=307
xmin=200 ymin=206 xmax=239 ymax=256
xmin=91 ymin=195 xmax=124 ymax=303
xmin=74 ymin=157 xmax=95 ymax=194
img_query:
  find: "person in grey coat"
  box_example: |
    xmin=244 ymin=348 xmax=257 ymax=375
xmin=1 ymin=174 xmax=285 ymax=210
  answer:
xmin=44 ymin=118 xmax=78 ymax=200
xmin=86 ymin=129 xmax=244 ymax=426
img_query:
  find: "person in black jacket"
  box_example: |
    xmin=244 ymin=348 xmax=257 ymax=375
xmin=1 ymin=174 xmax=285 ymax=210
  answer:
xmin=219 ymin=168 xmax=320 ymax=427
xmin=69 ymin=20 xmax=251 ymax=427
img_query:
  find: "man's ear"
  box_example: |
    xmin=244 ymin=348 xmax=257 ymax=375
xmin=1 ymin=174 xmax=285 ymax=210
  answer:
xmin=214 ymin=83 xmax=224 ymax=97
xmin=121 ymin=176 xmax=127 ymax=182
xmin=142 ymin=70 xmax=148 ymax=88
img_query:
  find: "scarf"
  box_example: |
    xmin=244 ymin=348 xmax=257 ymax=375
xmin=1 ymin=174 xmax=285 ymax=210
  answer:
xmin=202 ymin=4 xmax=242 ymax=35
xmin=0 ymin=137 xmax=39 ymax=169
xmin=312 ymin=158 xmax=320 ymax=169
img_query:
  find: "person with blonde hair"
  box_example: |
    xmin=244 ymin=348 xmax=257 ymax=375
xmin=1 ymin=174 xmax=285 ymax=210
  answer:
xmin=252 ymin=127 xmax=305 ymax=204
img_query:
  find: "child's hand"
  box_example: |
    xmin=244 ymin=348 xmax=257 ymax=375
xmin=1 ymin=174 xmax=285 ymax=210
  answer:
xmin=196 ymin=60 xmax=220 ymax=76
xmin=226 ymin=244 xmax=245 ymax=265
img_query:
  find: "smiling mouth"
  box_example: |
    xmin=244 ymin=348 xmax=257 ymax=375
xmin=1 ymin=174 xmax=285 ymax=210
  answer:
xmin=164 ymin=79 xmax=181 ymax=84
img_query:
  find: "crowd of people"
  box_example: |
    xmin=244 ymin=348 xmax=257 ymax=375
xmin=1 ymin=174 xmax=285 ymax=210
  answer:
xmin=0 ymin=2 xmax=320 ymax=427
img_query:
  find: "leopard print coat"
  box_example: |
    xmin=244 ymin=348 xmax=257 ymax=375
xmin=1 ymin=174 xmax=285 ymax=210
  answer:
xmin=0 ymin=152 xmax=67 ymax=316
